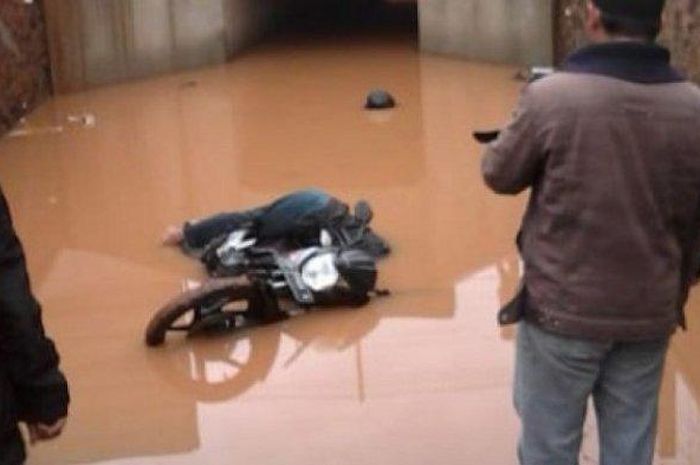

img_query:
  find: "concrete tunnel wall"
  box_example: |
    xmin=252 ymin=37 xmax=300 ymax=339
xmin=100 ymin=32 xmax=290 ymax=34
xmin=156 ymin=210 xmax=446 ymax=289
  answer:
xmin=43 ymin=0 xmax=284 ymax=93
xmin=43 ymin=0 xmax=420 ymax=93
xmin=11 ymin=1 xmax=700 ymax=97
xmin=419 ymin=0 xmax=555 ymax=66
xmin=2 ymin=0 xmax=550 ymax=133
xmin=42 ymin=0 xmax=556 ymax=94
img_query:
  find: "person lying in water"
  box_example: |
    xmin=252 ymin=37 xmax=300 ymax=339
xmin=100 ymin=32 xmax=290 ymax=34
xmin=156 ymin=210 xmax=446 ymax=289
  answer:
xmin=162 ymin=189 xmax=390 ymax=258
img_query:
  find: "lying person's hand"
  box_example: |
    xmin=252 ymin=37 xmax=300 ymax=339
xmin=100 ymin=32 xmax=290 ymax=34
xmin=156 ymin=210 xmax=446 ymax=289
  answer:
xmin=162 ymin=225 xmax=184 ymax=246
xmin=28 ymin=417 xmax=67 ymax=444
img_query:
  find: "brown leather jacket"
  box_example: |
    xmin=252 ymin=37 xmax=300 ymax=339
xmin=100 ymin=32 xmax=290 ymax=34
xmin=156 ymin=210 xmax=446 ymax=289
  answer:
xmin=482 ymin=42 xmax=700 ymax=341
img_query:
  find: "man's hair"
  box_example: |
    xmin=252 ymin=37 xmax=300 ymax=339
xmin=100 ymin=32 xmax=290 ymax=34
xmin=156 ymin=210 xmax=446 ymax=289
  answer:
xmin=600 ymin=12 xmax=661 ymax=41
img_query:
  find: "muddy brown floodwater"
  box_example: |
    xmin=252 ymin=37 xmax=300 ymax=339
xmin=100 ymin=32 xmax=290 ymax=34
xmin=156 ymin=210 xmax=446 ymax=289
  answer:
xmin=1 ymin=34 xmax=698 ymax=465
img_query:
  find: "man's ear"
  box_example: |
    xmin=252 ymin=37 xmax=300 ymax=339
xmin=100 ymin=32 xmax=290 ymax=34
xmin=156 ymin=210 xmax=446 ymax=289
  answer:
xmin=585 ymin=1 xmax=605 ymax=41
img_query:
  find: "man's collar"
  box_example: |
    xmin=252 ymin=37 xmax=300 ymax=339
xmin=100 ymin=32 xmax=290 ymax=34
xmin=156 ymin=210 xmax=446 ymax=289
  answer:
xmin=561 ymin=41 xmax=685 ymax=84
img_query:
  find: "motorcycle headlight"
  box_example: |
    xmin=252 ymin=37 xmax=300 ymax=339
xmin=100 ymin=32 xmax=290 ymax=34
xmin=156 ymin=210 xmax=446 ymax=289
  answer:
xmin=301 ymin=253 xmax=339 ymax=292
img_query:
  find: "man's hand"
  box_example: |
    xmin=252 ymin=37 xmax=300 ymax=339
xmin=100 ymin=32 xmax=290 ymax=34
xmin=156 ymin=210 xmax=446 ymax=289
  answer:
xmin=28 ymin=417 xmax=67 ymax=444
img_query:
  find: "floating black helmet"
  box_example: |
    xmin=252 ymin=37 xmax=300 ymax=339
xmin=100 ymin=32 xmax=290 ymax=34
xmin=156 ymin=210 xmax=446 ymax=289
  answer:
xmin=365 ymin=89 xmax=396 ymax=110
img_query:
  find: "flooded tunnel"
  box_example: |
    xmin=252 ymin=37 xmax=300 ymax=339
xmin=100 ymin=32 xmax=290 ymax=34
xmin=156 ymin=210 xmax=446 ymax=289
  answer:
xmin=4 ymin=1 xmax=700 ymax=465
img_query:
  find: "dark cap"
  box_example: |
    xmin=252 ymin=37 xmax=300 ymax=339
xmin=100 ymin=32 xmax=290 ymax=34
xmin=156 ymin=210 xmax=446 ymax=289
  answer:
xmin=593 ymin=0 xmax=665 ymax=20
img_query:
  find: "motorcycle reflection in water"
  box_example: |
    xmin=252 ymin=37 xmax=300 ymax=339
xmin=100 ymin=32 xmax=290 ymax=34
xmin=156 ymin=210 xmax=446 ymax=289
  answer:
xmin=145 ymin=306 xmax=386 ymax=402
xmin=143 ymin=281 xmax=455 ymax=403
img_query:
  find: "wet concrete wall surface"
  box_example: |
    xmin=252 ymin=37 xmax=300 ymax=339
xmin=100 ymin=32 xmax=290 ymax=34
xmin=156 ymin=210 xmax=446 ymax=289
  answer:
xmin=43 ymin=0 xmax=282 ymax=93
xmin=419 ymin=0 xmax=554 ymax=66
xmin=41 ymin=0 xmax=418 ymax=94
xmin=555 ymin=0 xmax=700 ymax=82
xmin=0 ymin=1 xmax=51 ymax=136
xmin=1 ymin=36 xmax=699 ymax=465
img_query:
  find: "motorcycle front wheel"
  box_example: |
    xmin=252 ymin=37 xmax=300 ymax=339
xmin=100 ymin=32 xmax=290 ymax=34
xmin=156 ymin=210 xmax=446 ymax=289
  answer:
xmin=145 ymin=277 xmax=258 ymax=347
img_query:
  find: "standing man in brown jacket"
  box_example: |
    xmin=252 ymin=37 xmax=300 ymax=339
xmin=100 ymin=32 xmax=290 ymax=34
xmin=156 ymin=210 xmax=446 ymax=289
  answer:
xmin=481 ymin=1 xmax=700 ymax=464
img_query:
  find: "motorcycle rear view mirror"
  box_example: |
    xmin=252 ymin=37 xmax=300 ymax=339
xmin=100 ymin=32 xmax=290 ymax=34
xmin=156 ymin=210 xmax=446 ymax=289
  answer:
xmin=353 ymin=200 xmax=373 ymax=225
xmin=320 ymin=229 xmax=333 ymax=247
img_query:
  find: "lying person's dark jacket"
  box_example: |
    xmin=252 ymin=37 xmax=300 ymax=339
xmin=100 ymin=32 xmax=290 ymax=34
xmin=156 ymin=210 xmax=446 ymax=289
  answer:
xmin=0 ymin=188 xmax=70 ymax=465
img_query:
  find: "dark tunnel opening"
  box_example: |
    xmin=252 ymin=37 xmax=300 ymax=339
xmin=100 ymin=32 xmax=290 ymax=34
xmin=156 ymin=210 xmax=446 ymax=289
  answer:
xmin=268 ymin=0 xmax=418 ymax=41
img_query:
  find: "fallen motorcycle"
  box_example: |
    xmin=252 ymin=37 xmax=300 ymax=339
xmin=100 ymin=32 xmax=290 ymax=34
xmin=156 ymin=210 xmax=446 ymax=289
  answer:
xmin=145 ymin=230 xmax=385 ymax=347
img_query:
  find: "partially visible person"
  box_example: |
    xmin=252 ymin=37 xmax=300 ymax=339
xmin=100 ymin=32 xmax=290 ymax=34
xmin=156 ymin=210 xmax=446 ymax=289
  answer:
xmin=0 ymin=186 xmax=69 ymax=465
xmin=161 ymin=189 xmax=391 ymax=259
xmin=481 ymin=1 xmax=700 ymax=464
xmin=162 ymin=189 xmax=335 ymax=249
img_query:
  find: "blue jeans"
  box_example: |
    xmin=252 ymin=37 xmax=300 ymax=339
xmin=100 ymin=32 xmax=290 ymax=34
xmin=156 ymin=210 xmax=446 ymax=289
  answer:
xmin=514 ymin=321 xmax=669 ymax=465
xmin=183 ymin=189 xmax=332 ymax=248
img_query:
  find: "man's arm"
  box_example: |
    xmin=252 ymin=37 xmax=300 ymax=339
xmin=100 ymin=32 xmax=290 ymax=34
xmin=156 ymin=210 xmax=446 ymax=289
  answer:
xmin=677 ymin=197 xmax=700 ymax=329
xmin=0 ymin=188 xmax=69 ymax=427
xmin=481 ymin=86 xmax=547 ymax=195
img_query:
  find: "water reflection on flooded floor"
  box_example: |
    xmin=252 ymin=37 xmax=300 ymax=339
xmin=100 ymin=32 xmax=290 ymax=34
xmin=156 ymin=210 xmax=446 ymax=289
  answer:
xmin=1 ymin=35 xmax=699 ymax=465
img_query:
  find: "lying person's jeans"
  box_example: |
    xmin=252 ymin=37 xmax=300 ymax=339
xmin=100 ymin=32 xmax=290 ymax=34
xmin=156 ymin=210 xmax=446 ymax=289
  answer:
xmin=183 ymin=189 xmax=334 ymax=249
xmin=514 ymin=320 xmax=669 ymax=465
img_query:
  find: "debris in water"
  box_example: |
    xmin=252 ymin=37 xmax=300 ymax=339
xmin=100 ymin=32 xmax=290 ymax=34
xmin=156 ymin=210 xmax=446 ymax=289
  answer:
xmin=67 ymin=113 xmax=97 ymax=128
xmin=8 ymin=125 xmax=64 ymax=138
xmin=514 ymin=66 xmax=555 ymax=82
